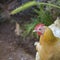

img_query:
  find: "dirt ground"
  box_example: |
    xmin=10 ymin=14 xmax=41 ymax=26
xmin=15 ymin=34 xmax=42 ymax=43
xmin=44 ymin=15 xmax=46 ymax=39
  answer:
xmin=0 ymin=21 xmax=35 ymax=60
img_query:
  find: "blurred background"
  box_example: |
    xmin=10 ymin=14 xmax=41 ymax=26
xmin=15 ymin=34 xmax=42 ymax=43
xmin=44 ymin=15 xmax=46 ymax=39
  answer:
xmin=0 ymin=0 xmax=60 ymax=60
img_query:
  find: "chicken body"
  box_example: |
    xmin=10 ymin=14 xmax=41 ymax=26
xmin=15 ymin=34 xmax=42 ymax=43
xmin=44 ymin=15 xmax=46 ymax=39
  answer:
xmin=35 ymin=18 xmax=60 ymax=60
xmin=38 ymin=28 xmax=60 ymax=60
xmin=34 ymin=26 xmax=60 ymax=60
xmin=37 ymin=41 xmax=60 ymax=60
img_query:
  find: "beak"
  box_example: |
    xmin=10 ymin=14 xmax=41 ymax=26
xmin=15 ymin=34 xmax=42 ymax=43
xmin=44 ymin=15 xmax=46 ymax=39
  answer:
xmin=33 ymin=30 xmax=40 ymax=32
xmin=33 ymin=30 xmax=42 ymax=36
xmin=33 ymin=30 xmax=36 ymax=32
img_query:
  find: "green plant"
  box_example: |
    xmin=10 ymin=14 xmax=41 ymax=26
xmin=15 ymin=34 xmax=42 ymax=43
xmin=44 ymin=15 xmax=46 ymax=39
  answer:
xmin=24 ymin=5 xmax=54 ymax=36
xmin=10 ymin=1 xmax=60 ymax=37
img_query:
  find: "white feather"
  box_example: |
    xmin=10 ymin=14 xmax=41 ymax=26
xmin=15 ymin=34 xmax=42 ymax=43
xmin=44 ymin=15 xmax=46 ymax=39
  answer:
xmin=49 ymin=17 xmax=60 ymax=38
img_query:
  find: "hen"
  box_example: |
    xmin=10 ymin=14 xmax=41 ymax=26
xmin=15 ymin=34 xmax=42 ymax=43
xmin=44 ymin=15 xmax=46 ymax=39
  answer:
xmin=34 ymin=18 xmax=60 ymax=60
xmin=34 ymin=24 xmax=60 ymax=60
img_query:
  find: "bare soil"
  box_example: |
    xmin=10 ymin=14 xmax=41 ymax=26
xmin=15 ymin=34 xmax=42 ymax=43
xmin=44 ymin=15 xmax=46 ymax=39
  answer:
xmin=0 ymin=22 xmax=36 ymax=60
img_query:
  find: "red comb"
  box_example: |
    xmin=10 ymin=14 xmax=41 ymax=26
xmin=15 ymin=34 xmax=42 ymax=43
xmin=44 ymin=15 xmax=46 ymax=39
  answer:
xmin=35 ymin=23 xmax=44 ymax=30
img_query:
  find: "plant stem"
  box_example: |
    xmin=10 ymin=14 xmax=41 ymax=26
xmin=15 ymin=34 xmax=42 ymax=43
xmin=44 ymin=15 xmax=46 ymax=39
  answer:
xmin=10 ymin=1 xmax=36 ymax=15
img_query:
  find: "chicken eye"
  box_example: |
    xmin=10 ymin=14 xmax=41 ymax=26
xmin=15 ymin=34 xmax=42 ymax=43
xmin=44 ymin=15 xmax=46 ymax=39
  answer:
xmin=39 ymin=28 xmax=41 ymax=30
